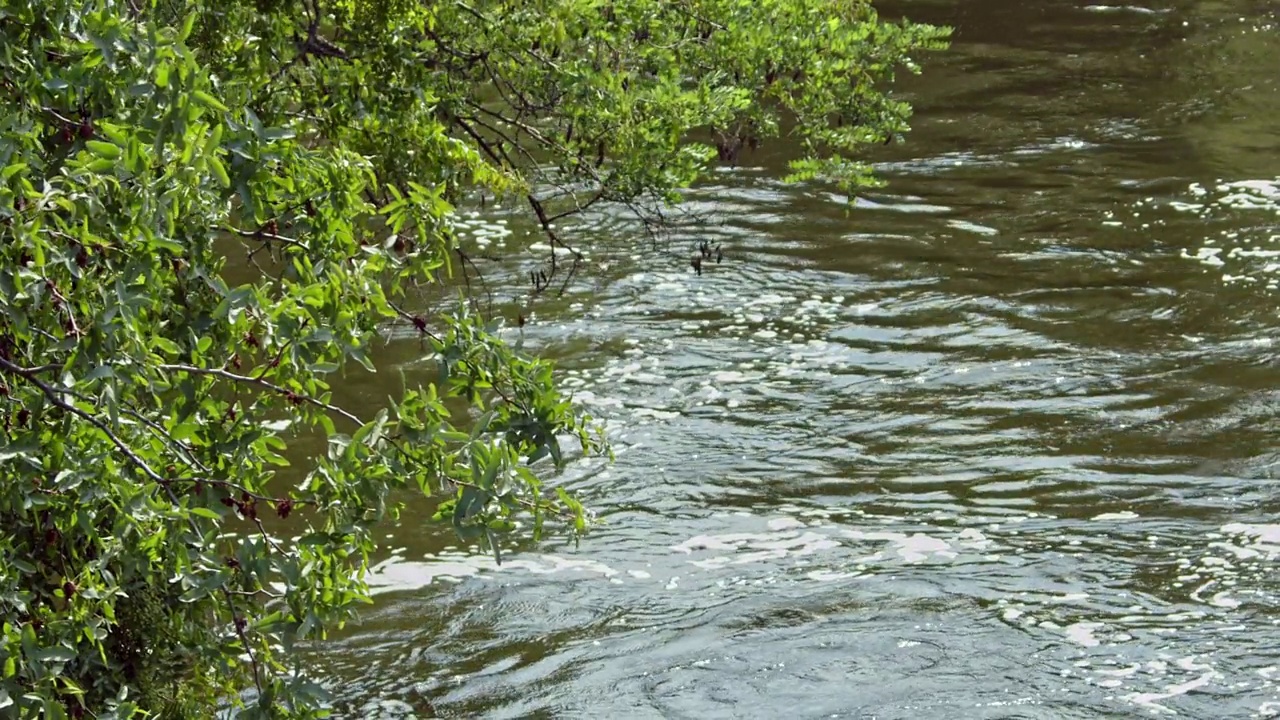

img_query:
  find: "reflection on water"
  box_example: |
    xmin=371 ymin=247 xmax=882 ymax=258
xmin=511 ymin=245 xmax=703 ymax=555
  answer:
xmin=300 ymin=0 xmax=1280 ymax=717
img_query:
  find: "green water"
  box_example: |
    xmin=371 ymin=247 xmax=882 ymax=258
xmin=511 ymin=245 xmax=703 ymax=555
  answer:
xmin=303 ymin=1 xmax=1280 ymax=717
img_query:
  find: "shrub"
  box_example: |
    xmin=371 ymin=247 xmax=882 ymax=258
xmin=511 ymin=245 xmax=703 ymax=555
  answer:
xmin=0 ymin=1 xmax=946 ymax=716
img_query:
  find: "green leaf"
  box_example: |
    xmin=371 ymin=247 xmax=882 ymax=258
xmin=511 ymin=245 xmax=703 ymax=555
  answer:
xmin=85 ymin=158 xmax=116 ymax=173
xmin=85 ymin=141 xmax=121 ymax=159
xmin=317 ymin=413 xmax=336 ymax=436
xmin=208 ymin=155 xmax=230 ymax=187
xmin=189 ymin=507 xmax=223 ymax=520
xmin=351 ymin=409 xmax=388 ymax=447
xmin=481 ymin=458 xmax=500 ymax=489
xmin=192 ymin=89 xmax=229 ymax=112
xmin=179 ymin=11 xmax=198 ymax=41
xmin=253 ymin=611 xmax=285 ymax=631
xmin=97 ymin=123 xmax=128 ymax=145
xmin=454 ymin=486 xmax=487 ymax=523
xmin=470 ymin=410 xmax=495 ymax=441
xmin=152 ymin=337 xmax=181 ymax=356
xmin=485 ymin=527 xmax=502 ymax=565
xmin=1 ymin=163 xmax=27 ymax=182
xmin=147 ymin=236 xmax=185 ymax=254
xmin=32 ymin=647 xmax=76 ymax=663
xmin=348 ymin=347 xmax=376 ymax=373
xmin=86 ymin=364 xmax=115 ymax=382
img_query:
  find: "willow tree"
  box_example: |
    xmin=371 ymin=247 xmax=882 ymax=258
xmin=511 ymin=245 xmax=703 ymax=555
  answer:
xmin=0 ymin=0 xmax=947 ymax=716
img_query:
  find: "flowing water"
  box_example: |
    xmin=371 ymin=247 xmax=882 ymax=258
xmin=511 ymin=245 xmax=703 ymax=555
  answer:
xmin=305 ymin=1 xmax=1280 ymax=717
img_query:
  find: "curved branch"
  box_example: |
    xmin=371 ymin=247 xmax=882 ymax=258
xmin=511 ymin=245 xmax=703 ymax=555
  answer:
xmin=157 ymin=363 xmax=365 ymax=427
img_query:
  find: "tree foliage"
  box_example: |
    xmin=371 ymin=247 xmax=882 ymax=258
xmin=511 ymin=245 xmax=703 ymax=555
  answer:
xmin=0 ymin=0 xmax=947 ymax=716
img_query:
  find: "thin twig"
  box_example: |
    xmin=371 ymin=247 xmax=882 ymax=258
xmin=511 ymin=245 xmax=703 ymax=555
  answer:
xmin=0 ymin=359 xmax=60 ymax=375
xmin=454 ymin=247 xmax=495 ymax=319
xmin=225 ymin=226 xmax=310 ymax=252
xmin=157 ymin=363 xmax=364 ymax=427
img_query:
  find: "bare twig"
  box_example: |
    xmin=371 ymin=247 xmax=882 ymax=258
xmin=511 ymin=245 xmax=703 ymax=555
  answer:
xmin=0 ymin=359 xmax=60 ymax=375
xmin=386 ymin=300 xmax=444 ymax=343
xmin=225 ymin=226 xmax=310 ymax=252
xmin=157 ymin=363 xmax=364 ymax=427
xmin=546 ymin=189 xmax=607 ymax=224
xmin=454 ymin=247 xmax=496 ymax=319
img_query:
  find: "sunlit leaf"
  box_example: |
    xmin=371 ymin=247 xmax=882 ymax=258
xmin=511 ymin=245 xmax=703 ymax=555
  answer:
xmin=192 ymin=89 xmax=228 ymax=112
xmin=85 ymin=141 xmax=121 ymax=159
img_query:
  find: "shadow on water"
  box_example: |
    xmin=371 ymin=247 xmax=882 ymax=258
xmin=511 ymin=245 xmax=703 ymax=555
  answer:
xmin=297 ymin=1 xmax=1280 ymax=717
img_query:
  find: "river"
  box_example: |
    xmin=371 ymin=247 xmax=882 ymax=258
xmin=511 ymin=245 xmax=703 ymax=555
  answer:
xmin=304 ymin=1 xmax=1280 ymax=717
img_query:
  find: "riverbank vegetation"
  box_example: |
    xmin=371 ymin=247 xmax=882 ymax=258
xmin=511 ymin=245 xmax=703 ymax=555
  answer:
xmin=0 ymin=0 xmax=947 ymax=716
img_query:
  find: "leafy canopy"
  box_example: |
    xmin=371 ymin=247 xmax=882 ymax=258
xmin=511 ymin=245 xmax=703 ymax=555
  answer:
xmin=0 ymin=0 xmax=947 ymax=717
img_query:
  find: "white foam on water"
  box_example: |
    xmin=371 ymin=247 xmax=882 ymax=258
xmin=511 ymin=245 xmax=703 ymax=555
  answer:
xmin=1257 ymin=702 xmax=1280 ymax=718
xmin=841 ymin=529 xmax=957 ymax=564
xmin=1065 ymin=621 xmax=1104 ymax=648
xmin=1092 ymin=511 xmax=1140 ymax=521
xmin=1183 ymin=246 xmax=1225 ymax=267
xmin=365 ymin=551 xmax=625 ymax=595
xmin=1125 ymin=658 xmax=1221 ymax=716
xmin=356 ymin=699 xmax=417 ymax=718
xmin=1221 ymin=524 xmax=1280 ymax=556
xmin=947 ymin=218 xmax=1000 ymax=236
xmin=710 ymin=370 xmax=761 ymax=384
xmin=1083 ymin=4 xmax=1167 ymax=14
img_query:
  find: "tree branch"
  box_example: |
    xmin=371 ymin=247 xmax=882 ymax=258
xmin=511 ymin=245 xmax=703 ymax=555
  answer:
xmin=157 ymin=363 xmax=365 ymax=427
xmin=1 ymin=356 xmax=168 ymax=483
xmin=225 ymin=226 xmax=310 ymax=252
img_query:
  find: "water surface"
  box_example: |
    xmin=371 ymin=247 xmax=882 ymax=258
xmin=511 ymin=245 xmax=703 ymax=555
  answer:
xmin=306 ymin=2 xmax=1280 ymax=717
